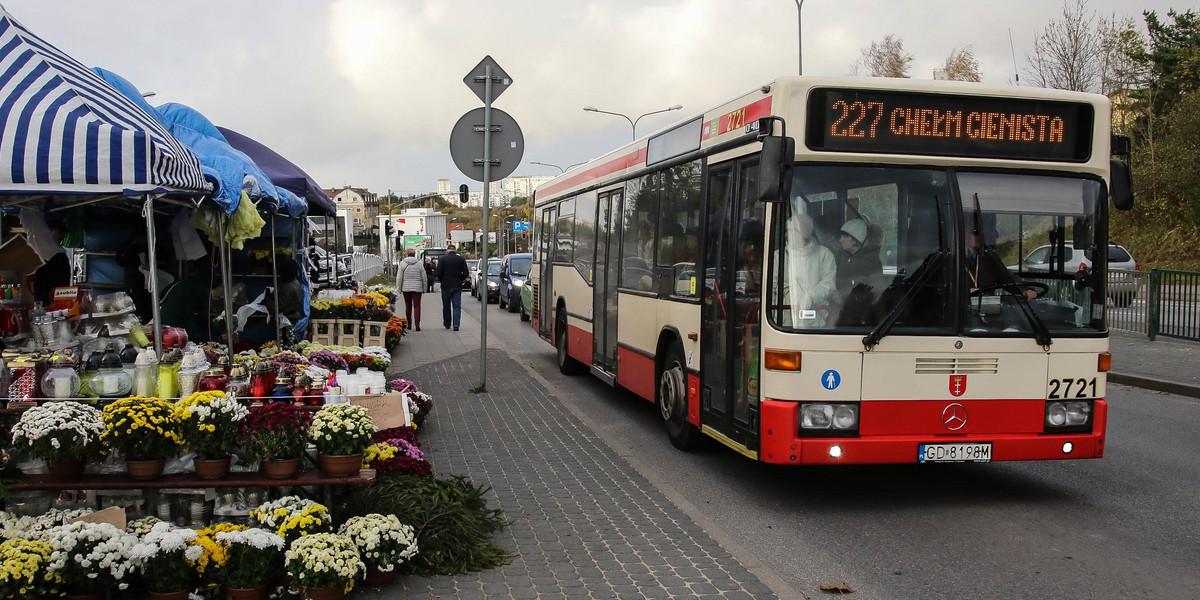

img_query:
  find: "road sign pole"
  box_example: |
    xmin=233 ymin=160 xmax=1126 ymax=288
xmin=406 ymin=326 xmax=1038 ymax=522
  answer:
xmin=479 ymin=64 xmax=493 ymax=389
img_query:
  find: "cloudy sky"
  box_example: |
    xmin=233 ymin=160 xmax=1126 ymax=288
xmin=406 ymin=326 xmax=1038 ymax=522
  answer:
xmin=2 ymin=0 xmax=1182 ymax=196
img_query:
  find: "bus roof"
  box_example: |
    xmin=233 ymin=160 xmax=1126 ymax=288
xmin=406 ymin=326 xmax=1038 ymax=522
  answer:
xmin=533 ymin=76 xmax=1112 ymax=206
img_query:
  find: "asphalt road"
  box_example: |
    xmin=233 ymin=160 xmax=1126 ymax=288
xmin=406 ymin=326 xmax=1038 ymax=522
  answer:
xmin=481 ymin=305 xmax=1200 ymax=600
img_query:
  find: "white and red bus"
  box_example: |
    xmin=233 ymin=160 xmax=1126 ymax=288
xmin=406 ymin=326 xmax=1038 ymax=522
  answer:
xmin=528 ymin=76 xmax=1133 ymax=465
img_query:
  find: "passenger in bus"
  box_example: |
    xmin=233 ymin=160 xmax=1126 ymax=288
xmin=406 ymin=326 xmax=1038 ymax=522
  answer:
xmin=833 ymin=218 xmax=885 ymax=326
xmin=779 ymin=213 xmax=837 ymax=328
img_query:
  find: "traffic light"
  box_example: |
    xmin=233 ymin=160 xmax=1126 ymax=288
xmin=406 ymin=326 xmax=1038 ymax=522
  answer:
xmin=384 ymin=220 xmax=393 ymax=237
xmin=395 ymin=230 xmax=404 ymax=251
xmin=458 ymin=184 xmax=469 ymax=204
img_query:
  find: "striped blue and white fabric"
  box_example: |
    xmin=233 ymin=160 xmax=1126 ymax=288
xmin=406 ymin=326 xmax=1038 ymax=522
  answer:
xmin=0 ymin=9 xmax=210 ymax=196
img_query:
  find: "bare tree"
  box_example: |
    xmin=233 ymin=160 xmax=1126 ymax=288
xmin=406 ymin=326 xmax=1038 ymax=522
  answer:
xmin=1023 ymin=0 xmax=1108 ymax=92
xmin=850 ymin=34 xmax=913 ymax=78
xmin=940 ymin=46 xmax=982 ymax=82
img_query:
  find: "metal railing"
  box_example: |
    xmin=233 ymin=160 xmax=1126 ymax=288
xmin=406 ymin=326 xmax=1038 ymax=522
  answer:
xmin=1107 ymin=269 xmax=1200 ymax=342
xmin=346 ymin=252 xmax=385 ymax=283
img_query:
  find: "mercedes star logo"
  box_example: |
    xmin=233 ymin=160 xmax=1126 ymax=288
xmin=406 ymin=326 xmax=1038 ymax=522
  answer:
xmin=942 ymin=403 xmax=967 ymax=431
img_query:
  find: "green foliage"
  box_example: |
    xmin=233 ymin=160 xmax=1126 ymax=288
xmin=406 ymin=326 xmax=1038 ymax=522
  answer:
xmin=344 ymin=475 xmax=515 ymax=576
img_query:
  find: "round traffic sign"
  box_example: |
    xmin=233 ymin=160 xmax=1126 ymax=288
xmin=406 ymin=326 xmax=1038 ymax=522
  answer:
xmin=449 ymin=107 xmax=524 ymax=182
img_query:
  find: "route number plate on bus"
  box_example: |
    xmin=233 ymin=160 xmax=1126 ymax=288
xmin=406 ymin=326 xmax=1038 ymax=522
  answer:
xmin=918 ymin=443 xmax=992 ymax=463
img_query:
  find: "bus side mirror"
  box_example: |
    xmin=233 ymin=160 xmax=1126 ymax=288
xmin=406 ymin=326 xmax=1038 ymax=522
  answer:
xmin=1110 ymin=159 xmax=1134 ymax=211
xmin=757 ymin=136 xmax=794 ymax=203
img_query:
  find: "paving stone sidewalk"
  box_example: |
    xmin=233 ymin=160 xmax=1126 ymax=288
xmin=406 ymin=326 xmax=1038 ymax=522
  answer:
xmin=374 ymin=349 xmax=778 ymax=600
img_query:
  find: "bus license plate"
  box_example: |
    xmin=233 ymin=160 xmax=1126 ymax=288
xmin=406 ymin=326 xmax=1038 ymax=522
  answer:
xmin=918 ymin=443 xmax=992 ymax=463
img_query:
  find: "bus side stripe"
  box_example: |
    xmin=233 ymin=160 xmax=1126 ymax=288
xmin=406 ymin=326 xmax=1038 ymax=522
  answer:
xmin=617 ymin=346 xmax=656 ymax=403
xmin=537 ymin=147 xmax=646 ymax=198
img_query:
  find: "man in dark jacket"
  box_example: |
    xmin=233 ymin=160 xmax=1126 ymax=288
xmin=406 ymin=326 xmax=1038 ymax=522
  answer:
xmin=433 ymin=245 xmax=471 ymax=330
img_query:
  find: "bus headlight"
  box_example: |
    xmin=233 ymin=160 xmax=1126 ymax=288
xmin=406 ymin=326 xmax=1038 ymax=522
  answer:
xmin=1044 ymin=400 xmax=1092 ymax=432
xmin=799 ymin=403 xmax=859 ymax=434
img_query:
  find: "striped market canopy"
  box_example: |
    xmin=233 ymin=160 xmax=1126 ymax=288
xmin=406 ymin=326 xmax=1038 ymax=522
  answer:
xmin=0 ymin=8 xmax=210 ymax=197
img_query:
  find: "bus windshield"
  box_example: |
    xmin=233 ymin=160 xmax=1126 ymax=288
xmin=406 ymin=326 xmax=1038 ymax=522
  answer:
xmin=768 ymin=165 xmax=1104 ymax=338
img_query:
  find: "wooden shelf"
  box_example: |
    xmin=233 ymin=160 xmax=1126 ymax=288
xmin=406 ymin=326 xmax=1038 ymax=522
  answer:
xmin=8 ymin=467 xmax=376 ymax=491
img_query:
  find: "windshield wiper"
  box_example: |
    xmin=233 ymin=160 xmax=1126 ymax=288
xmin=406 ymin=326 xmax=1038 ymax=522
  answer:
xmin=863 ymin=251 xmax=946 ymax=350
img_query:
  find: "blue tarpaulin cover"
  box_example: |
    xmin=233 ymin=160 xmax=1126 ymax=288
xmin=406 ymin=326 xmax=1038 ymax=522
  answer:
xmin=217 ymin=126 xmax=334 ymax=215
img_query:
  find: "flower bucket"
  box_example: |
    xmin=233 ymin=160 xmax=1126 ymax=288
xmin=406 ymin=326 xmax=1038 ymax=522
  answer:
xmin=363 ymin=566 xmax=396 ymax=587
xmin=224 ymin=587 xmax=268 ymax=600
xmin=318 ymin=453 xmax=363 ymax=478
xmin=299 ymin=587 xmax=345 ymax=600
xmin=262 ymin=458 xmax=301 ymax=479
xmin=126 ymin=458 xmax=165 ymax=480
xmin=194 ymin=457 xmax=231 ymax=480
xmin=47 ymin=460 xmax=85 ymax=479
xmin=149 ymin=591 xmax=191 ymax=600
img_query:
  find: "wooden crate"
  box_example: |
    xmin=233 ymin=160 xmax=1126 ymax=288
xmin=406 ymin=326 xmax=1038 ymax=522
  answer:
xmin=336 ymin=319 xmax=361 ymax=347
xmin=361 ymin=320 xmax=388 ymax=348
xmin=311 ymin=319 xmax=337 ymax=345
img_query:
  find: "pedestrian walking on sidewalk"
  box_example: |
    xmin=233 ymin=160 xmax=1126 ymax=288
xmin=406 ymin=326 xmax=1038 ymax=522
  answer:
xmin=396 ymin=248 xmax=427 ymax=331
xmin=434 ymin=245 xmax=470 ymax=331
xmin=424 ymin=258 xmax=436 ymax=293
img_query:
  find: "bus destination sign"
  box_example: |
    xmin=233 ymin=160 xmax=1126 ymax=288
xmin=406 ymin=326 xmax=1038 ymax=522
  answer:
xmin=805 ymin=88 xmax=1094 ymax=162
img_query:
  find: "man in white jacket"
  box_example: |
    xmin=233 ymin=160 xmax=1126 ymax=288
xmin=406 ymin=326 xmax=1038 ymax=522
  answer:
xmin=395 ymin=248 xmax=428 ymax=331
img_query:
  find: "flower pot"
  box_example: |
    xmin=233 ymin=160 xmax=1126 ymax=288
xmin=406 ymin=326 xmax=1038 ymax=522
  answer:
xmin=318 ymin=453 xmax=363 ymax=478
xmin=126 ymin=458 xmax=166 ymax=480
xmin=363 ymin=565 xmax=396 ymax=587
xmin=64 ymin=593 xmax=104 ymax=600
xmin=299 ymin=587 xmax=345 ymax=600
xmin=149 ymin=591 xmax=191 ymax=600
xmin=194 ymin=456 xmax=231 ymax=480
xmin=47 ymin=460 xmax=85 ymax=479
xmin=262 ymin=457 xmax=301 ymax=479
xmin=224 ymin=587 xmax=268 ymax=600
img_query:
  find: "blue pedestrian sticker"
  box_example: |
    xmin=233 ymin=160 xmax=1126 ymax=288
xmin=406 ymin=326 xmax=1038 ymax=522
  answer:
xmin=821 ymin=369 xmax=841 ymax=390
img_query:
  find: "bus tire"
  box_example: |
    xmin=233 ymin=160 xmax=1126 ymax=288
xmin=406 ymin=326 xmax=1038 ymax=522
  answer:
xmin=556 ymin=309 xmax=585 ymax=375
xmin=660 ymin=342 xmax=703 ymax=451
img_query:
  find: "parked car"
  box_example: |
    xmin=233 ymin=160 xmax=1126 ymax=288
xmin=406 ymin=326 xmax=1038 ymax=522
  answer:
xmin=467 ymin=258 xmax=480 ymax=293
xmin=519 ymin=272 xmax=533 ymax=322
xmin=1101 ymin=242 xmax=1138 ymax=307
xmin=498 ymin=253 xmax=532 ymax=313
xmin=1015 ymin=242 xmax=1138 ymax=306
xmin=477 ymin=258 xmax=502 ymax=303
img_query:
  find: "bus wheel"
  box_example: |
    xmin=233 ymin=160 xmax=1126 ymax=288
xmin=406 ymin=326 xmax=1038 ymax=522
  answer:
xmin=660 ymin=343 xmax=702 ymax=451
xmin=556 ymin=309 xmax=585 ymax=375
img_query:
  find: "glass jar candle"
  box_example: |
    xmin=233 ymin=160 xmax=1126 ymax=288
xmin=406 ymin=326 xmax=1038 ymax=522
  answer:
xmin=157 ymin=350 xmax=181 ymax=398
xmin=249 ymin=362 xmax=275 ymax=400
xmin=133 ymin=348 xmax=158 ymax=397
xmin=197 ymin=367 xmax=228 ymax=392
xmin=40 ymin=358 xmax=80 ymax=399
xmin=90 ymin=349 xmax=132 ymax=398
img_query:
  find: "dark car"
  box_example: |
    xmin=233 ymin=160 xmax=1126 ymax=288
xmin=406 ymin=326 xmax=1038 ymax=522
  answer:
xmin=498 ymin=253 xmax=532 ymax=313
xmin=477 ymin=258 xmax=502 ymax=303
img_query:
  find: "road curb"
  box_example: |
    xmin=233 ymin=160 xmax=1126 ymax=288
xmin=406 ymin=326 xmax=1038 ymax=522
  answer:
xmin=1109 ymin=371 xmax=1200 ymax=399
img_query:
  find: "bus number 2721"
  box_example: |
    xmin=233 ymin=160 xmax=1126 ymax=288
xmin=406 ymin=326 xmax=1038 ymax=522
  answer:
xmin=1048 ymin=377 xmax=1098 ymax=399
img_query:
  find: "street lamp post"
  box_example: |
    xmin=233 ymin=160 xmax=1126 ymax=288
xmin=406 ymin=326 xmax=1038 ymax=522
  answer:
xmin=795 ymin=0 xmax=805 ymax=76
xmin=582 ymin=104 xmax=683 ymax=140
xmin=530 ymin=161 xmax=586 ymax=173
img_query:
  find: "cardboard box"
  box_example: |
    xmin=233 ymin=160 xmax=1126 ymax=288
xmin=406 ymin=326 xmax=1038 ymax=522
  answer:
xmin=0 ymin=234 xmax=44 ymax=280
xmin=350 ymin=392 xmax=411 ymax=429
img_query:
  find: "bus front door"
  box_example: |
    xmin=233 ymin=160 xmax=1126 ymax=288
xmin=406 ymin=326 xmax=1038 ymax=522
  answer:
xmin=700 ymin=159 xmax=764 ymax=451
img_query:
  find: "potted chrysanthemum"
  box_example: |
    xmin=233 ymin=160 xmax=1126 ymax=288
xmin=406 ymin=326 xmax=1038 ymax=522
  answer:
xmin=249 ymin=496 xmax=332 ymax=545
xmin=216 ymin=527 xmax=285 ymax=600
xmin=337 ymin=514 xmax=418 ymax=587
xmin=101 ymin=396 xmax=184 ymax=480
xmin=284 ymin=533 xmax=364 ymax=600
xmin=10 ymin=400 xmax=106 ymax=478
xmin=238 ymin=404 xmax=312 ymax=479
xmin=0 ymin=537 xmax=61 ymax=599
xmin=309 ymin=404 xmax=377 ymax=477
xmin=44 ymin=521 xmax=137 ymax=599
xmin=175 ymin=390 xmax=250 ymax=479
xmin=128 ymin=522 xmax=202 ymax=600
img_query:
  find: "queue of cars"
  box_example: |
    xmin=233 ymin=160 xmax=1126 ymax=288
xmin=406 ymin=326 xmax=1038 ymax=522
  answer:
xmin=470 ymin=253 xmax=533 ymax=318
